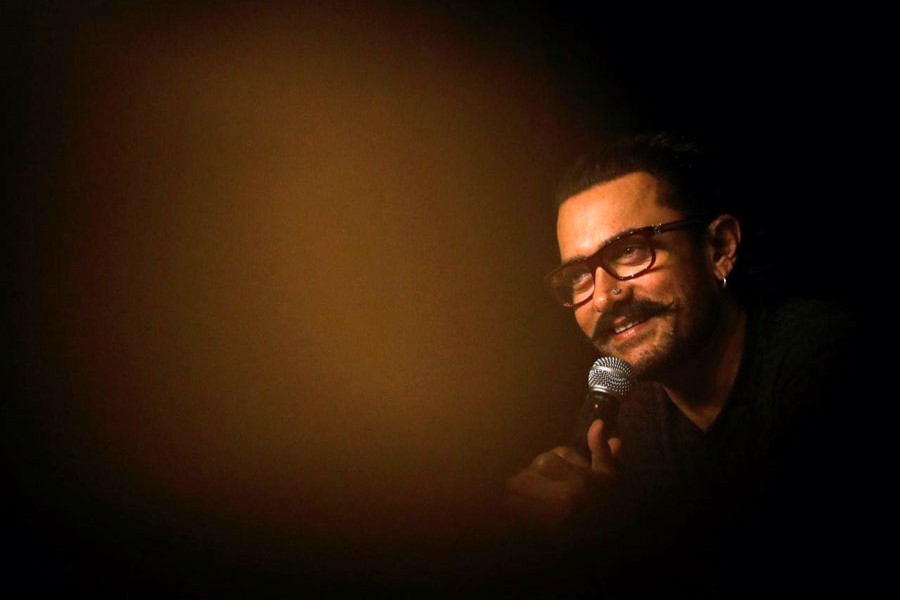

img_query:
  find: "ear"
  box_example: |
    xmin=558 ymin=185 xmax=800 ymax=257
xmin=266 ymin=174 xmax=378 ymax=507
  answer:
xmin=705 ymin=214 xmax=741 ymax=280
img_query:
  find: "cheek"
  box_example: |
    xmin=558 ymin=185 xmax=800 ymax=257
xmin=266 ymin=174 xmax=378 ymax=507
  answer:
xmin=644 ymin=266 xmax=692 ymax=301
xmin=574 ymin=307 xmax=594 ymax=337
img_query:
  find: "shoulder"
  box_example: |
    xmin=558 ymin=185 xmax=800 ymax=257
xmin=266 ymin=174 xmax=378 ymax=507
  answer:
xmin=749 ymin=296 xmax=857 ymax=363
xmin=741 ymin=296 xmax=859 ymax=424
xmin=757 ymin=296 xmax=855 ymax=334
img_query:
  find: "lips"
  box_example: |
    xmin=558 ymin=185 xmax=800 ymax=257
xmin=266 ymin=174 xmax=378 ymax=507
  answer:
xmin=591 ymin=300 xmax=673 ymax=343
xmin=612 ymin=316 xmax=650 ymax=335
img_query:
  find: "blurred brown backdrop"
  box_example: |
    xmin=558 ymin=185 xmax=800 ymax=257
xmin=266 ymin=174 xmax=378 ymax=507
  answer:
xmin=6 ymin=2 xmax=606 ymax=593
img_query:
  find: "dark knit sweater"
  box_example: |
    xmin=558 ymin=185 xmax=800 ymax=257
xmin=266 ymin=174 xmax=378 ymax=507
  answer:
xmin=563 ymin=297 xmax=861 ymax=596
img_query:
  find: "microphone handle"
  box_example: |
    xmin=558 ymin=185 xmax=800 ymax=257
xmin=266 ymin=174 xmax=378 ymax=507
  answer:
xmin=570 ymin=388 xmax=621 ymax=459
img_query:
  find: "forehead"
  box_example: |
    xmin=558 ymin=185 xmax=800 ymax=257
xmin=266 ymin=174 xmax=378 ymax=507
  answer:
xmin=556 ymin=171 xmax=683 ymax=260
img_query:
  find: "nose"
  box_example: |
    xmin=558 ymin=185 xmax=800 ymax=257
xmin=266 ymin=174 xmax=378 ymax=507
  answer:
xmin=589 ymin=267 xmax=625 ymax=313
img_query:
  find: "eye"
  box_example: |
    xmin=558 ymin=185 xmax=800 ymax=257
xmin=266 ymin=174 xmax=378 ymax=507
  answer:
xmin=566 ymin=269 xmax=592 ymax=291
xmin=607 ymin=237 xmax=651 ymax=266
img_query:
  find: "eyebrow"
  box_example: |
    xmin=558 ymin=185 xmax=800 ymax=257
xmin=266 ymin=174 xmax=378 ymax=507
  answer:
xmin=556 ymin=224 xmax=642 ymax=270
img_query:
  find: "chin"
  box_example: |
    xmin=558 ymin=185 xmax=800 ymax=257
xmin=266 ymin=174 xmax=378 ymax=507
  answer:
xmin=599 ymin=336 xmax=678 ymax=382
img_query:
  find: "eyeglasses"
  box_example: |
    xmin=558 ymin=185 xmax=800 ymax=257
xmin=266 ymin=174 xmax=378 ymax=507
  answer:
xmin=544 ymin=218 xmax=705 ymax=308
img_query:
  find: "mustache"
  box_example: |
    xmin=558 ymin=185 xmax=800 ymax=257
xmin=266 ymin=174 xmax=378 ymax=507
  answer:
xmin=590 ymin=299 xmax=672 ymax=341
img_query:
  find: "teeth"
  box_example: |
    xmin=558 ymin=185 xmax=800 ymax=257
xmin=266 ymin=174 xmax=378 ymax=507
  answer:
xmin=613 ymin=319 xmax=643 ymax=334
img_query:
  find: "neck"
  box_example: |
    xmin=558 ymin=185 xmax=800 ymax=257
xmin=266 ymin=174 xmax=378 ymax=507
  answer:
xmin=662 ymin=300 xmax=747 ymax=432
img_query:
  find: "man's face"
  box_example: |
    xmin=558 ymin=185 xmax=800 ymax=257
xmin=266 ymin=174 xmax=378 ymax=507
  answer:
xmin=556 ymin=171 xmax=721 ymax=380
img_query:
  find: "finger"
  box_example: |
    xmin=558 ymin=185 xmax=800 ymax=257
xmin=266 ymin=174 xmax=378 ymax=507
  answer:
xmin=587 ymin=419 xmax=615 ymax=474
xmin=608 ymin=436 xmax=622 ymax=460
xmin=527 ymin=448 xmax=585 ymax=481
xmin=505 ymin=469 xmax=584 ymax=505
xmin=552 ymin=445 xmax=591 ymax=469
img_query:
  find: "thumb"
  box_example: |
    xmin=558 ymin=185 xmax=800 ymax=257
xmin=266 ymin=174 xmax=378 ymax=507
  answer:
xmin=587 ymin=419 xmax=618 ymax=475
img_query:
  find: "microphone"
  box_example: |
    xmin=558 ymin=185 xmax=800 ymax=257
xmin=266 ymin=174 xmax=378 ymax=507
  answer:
xmin=571 ymin=356 xmax=635 ymax=459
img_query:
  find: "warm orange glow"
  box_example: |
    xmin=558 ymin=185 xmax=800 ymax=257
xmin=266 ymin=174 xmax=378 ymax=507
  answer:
xmin=10 ymin=1 xmax=621 ymax=590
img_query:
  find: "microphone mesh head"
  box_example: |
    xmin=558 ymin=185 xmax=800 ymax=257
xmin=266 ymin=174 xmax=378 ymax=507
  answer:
xmin=588 ymin=356 xmax=635 ymax=399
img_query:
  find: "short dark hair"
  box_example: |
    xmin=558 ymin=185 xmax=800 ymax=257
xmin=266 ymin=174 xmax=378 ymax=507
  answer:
xmin=554 ymin=131 xmax=732 ymax=221
xmin=555 ymin=131 xmax=765 ymax=303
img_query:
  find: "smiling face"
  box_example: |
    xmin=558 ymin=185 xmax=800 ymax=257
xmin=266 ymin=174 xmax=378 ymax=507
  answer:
xmin=557 ymin=171 xmax=723 ymax=381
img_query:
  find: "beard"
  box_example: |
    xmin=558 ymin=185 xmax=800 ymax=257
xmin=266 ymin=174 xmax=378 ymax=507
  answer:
xmin=586 ymin=293 xmax=721 ymax=382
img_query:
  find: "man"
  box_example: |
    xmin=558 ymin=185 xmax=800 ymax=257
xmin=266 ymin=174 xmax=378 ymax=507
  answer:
xmin=502 ymin=132 xmax=861 ymax=596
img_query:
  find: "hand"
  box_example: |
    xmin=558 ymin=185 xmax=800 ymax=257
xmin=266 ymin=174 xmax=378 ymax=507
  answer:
xmin=504 ymin=419 xmax=621 ymax=532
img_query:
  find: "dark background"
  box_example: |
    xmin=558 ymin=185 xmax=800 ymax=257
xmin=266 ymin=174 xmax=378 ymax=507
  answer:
xmin=3 ymin=1 xmax=871 ymax=595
